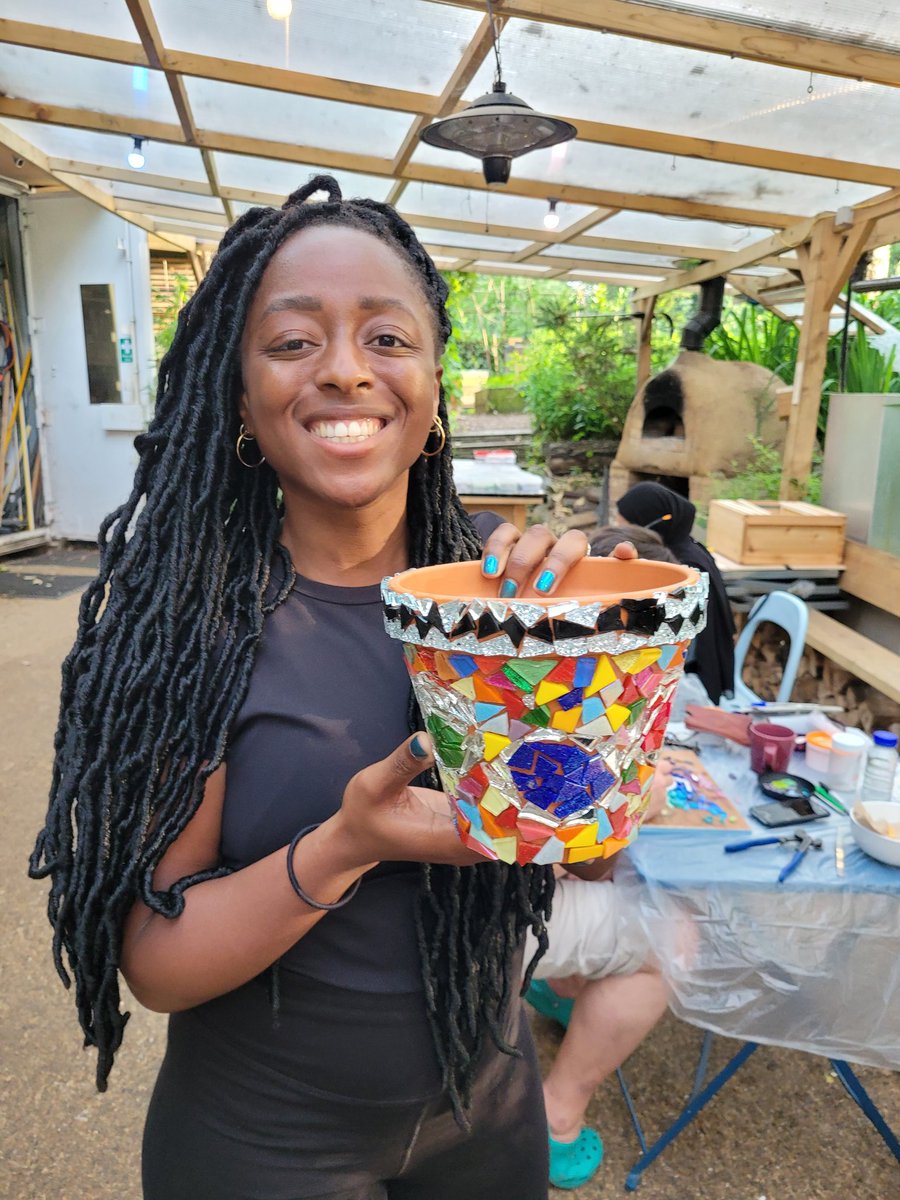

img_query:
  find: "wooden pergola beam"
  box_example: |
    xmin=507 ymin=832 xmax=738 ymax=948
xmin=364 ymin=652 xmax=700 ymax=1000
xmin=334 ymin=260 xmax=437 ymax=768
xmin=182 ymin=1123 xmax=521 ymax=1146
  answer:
xmin=46 ymin=158 xmax=215 ymax=197
xmin=0 ymin=97 xmax=801 ymax=228
xmin=0 ymin=121 xmax=184 ymax=252
xmin=437 ymin=0 xmax=900 ymax=89
xmin=632 ymin=221 xmax=817 ymax=299
xmin=4 ymin=17 xmax=898 ymax=190
xmin=113 ymin=197 xmax=228 ymax=226
xmin=390 ymin=13 xmax=507 ymax=188
xmin=0 ymin=19 xmax=439 ymax=116
xmin=123 ymin=0 xmax=235 ymax=224
xmin=775 ymin=209 xmax=891 ymax=500
xmin=511 ymin=206 xmax=617 ymax=263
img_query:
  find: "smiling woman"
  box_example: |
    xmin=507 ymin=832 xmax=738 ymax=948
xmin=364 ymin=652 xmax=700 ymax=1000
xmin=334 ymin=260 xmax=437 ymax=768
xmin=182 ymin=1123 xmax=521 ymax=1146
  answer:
xmin=29 ymin=175 xmax=599 ymax=1200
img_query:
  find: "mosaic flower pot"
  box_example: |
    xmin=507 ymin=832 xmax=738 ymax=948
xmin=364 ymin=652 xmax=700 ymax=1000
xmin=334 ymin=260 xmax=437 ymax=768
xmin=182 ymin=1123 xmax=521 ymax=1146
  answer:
xmin=382 ymin=559 xmax=708 ymax=866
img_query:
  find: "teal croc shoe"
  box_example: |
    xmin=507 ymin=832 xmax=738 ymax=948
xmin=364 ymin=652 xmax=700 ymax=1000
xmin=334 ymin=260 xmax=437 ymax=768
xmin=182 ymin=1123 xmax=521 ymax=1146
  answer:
xmin=525 ymin=979 xmax=574 ymax=1029
xmin=548 ymin=1127 xmax=604 ymax=1190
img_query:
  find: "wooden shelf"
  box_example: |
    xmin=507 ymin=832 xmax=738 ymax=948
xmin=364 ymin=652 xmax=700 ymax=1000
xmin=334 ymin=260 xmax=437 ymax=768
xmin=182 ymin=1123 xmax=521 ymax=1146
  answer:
xmin=806 ymin=609 xmax=900 ymax=704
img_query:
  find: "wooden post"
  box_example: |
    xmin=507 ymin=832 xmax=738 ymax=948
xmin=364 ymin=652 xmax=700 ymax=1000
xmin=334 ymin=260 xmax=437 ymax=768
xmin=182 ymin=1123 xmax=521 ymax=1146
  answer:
xmin=779 ymin=215 xmax=872 ymax=499
xmin=634 ymin=296 xmax=656 ymax=396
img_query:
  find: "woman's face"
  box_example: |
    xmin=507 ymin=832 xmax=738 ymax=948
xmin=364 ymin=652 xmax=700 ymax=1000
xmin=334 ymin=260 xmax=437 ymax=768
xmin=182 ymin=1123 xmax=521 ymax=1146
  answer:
xmin=239 ymin=223 xmax=442 ymax=513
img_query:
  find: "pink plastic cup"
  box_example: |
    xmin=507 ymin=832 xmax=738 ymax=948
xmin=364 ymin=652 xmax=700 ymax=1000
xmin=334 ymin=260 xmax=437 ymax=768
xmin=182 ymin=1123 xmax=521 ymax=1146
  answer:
xmin=749 ymin=722 xmax=797 ymax=774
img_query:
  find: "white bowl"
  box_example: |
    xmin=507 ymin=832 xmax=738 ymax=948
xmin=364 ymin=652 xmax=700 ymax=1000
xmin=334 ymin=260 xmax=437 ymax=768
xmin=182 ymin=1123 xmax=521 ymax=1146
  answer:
xmin=849 ymin=801 xmax=900 ymax=868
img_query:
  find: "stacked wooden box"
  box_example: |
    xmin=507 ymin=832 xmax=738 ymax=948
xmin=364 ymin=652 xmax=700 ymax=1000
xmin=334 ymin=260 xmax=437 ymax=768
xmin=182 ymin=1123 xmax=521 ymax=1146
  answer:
xmin=706 ymin=500 xmax=846 ymax=566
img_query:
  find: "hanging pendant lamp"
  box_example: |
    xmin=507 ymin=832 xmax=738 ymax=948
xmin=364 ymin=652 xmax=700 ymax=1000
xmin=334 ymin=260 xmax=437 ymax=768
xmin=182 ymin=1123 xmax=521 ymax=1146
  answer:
xmin=418 ymin=3 xmax=576 ymax=184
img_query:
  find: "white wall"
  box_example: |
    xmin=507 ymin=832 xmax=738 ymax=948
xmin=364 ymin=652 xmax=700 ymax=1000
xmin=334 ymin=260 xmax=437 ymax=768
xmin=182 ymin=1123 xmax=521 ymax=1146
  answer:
xmin=21 ymin=194 xmax=155 ymax=540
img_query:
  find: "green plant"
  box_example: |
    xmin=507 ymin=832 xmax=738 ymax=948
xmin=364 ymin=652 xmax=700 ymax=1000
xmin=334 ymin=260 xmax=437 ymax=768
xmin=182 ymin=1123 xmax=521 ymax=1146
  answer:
xmin=707 ymin=303 xmax=799 ymax=382
xmin=714 ymin=435 xmax=822 ymax=503
xmin=153 ymin=273 xmax=193 ymax=360
xmin=824 ymin=323 xmax=900 ymax=393
xmin=519 ymin=289 xmax=637 ymax=441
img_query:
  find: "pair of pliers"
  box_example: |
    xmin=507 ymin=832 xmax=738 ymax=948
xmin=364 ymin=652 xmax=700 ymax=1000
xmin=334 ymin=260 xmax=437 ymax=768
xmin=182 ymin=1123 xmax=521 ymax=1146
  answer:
xmin=724 ymin=831 xmax=823 ymax=883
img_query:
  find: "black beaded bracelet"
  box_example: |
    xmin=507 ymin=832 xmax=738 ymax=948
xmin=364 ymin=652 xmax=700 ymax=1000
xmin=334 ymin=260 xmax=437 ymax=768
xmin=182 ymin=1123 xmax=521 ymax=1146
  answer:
xmin=286 ymin=823 xmax=361 ymax=911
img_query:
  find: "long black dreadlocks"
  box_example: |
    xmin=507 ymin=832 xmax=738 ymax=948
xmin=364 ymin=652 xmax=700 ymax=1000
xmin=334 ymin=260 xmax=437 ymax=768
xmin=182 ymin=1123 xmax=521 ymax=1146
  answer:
xmin=29 ymin=175 xmax=553 ymax=1122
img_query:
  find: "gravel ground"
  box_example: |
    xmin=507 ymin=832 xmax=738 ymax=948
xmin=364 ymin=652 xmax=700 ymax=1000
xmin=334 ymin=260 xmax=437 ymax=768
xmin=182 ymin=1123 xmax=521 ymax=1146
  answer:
xmin=2 ymin=548 xmax=898 ymax=1199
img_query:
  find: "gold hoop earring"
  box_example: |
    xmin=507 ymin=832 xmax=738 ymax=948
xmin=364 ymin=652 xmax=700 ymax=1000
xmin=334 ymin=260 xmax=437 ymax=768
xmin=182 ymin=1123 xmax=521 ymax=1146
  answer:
xmin=422 ymin=415 xmax=446 ymax=458
xmin=236 ymin=423 xmax=266 ymax=468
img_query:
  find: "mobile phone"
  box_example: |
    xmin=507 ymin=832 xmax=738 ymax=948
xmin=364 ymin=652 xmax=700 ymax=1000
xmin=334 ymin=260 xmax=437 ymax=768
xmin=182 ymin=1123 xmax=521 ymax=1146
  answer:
xmin=749 ymin=796 xmax=831 ymax=827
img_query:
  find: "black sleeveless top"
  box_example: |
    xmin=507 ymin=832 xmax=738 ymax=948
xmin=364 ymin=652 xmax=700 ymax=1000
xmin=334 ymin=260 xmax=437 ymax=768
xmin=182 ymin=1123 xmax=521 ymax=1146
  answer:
xmin=220 ymin=513 xmax=501 ymax=992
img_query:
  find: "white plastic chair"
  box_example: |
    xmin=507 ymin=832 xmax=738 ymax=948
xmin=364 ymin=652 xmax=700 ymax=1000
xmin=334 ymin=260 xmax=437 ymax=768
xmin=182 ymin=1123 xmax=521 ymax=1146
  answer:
xmin=732 ymin=590 xmax=809 ymax=705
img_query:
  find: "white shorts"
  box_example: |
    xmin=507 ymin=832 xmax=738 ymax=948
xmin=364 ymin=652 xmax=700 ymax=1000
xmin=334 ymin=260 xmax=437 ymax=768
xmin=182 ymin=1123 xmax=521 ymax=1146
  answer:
xmin=524 ymin=874 xmax=652 ymax=981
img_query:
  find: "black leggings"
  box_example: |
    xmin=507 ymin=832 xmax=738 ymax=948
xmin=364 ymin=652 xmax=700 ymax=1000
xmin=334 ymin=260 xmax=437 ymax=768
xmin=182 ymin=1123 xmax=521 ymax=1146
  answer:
xmin=142 ymin=972 xmax=548 ymax=1200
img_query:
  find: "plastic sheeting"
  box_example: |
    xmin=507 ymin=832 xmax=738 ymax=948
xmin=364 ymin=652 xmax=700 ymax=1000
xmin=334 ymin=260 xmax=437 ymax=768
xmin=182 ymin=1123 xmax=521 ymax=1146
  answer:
xmin=622 ymin=742 xmax=900 ymax=1071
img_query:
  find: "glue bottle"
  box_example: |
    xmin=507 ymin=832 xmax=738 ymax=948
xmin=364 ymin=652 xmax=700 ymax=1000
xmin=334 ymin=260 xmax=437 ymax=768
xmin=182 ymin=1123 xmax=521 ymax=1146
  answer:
xmin=861 ymin=731 xmax=899 ymax=804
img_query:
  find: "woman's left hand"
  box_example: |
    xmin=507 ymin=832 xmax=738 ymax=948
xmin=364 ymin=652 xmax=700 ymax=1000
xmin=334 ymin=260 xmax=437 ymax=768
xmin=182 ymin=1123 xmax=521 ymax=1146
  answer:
xmin=481 ymin=523 xmax=636 ymax=598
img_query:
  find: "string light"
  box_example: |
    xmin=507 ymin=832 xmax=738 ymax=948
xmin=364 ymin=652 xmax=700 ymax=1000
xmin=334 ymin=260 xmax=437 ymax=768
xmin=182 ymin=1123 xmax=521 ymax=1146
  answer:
xmin=266 ymin=0 xmax=292 ymax=19
xmin=127 ymin=137 xmax=146 ymax=170
xmin=543 ymin=199 xmax=560 ymax=230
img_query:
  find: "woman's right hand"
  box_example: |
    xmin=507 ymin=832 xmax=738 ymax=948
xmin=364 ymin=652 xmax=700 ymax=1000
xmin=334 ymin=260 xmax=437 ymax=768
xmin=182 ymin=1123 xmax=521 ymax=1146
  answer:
xmin=324 ymin=734 xmax=485 ymax=872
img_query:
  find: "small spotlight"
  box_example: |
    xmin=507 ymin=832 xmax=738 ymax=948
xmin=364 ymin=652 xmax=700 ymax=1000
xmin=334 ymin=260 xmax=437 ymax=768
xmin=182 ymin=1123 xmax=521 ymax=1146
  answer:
xmin=127 ymin=137 xmax=146 ymax=170
xmin=543 ymin=199 xmax=560 ymax=230
xmin=266 ymin=0 xmax=293 ymax=17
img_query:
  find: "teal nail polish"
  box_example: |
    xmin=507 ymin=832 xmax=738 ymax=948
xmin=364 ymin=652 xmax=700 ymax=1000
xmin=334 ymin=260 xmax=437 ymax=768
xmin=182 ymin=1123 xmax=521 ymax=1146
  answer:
xmin=484 ymin=555 xmax=499 ymax=576
xmin=410 ymin=734 xmax=428 ymax=759
xmin=535 ymin=570 xmax=555 ymax=594
xmin=500 ymin=579 xmax=518 ymax=598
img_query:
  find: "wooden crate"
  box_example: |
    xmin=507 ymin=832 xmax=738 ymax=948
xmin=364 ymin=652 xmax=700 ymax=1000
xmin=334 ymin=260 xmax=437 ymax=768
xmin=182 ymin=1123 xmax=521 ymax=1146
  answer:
xmin=706 ymin=500 xmax=846 ymax=566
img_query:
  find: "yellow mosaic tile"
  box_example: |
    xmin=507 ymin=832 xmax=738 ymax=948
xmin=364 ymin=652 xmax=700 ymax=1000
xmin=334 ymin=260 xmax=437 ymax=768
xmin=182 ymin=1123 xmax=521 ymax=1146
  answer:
xmin=584 ymin=655 xmax=616 ymax=697
xmin=482 ymin=732 xmax=511 ymax=760
xmin=606 ymin=703 xmax=630 ymax=732
xmin=481 ymin=785 xmax=511 ymax=816
xmin=535 ymin=679 xmax=570 ymax=706
xmin=451 ymin=676 xmax=476 ymax=699
xmin=492 ymin=836 xmax=519 ymax=864
xmin=550 ymin=707 xmax=582 ymax=733
xmin=564 ymin=843 xmax=604 ymax=863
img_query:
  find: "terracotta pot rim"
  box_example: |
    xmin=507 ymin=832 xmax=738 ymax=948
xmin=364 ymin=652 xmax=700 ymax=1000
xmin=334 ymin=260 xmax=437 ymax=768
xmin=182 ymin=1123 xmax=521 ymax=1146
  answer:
xmin=386 ymin=558 xmax=699 ymax=606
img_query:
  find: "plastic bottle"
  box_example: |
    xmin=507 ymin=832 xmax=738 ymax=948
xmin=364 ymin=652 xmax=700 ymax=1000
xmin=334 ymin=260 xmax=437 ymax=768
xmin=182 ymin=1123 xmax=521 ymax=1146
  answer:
xmin=861 ymin=731 xmax=899 ymax=803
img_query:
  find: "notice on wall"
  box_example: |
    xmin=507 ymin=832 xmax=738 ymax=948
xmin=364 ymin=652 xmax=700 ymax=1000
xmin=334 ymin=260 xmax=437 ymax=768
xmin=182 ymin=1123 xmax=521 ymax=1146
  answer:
xmin=119 ymin=335 xmax=133 ymax=364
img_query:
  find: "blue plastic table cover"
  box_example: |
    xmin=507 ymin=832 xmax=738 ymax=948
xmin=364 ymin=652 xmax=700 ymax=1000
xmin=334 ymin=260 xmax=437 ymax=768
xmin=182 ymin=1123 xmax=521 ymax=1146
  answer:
xmin=620 ymin=739 xmax=900 ymax=1070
